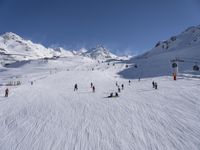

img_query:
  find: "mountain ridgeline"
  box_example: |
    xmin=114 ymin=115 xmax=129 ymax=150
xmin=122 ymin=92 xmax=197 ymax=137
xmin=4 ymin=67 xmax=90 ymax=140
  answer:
xmin=0 ymin=33 xmax=117 ymax=66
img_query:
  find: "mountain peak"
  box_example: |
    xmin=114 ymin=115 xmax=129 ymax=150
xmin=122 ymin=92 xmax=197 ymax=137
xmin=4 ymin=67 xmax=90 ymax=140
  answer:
xmin=82 ymin=45 xmax=116 ymax=60
xmin=2 ymin=32 xmax=22 ymax=41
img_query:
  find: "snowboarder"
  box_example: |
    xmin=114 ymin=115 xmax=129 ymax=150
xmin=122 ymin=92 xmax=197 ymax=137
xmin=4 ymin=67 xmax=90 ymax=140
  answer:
xmin=121 ymin=84 xmax=124 ymax=90
xmin=74 ymin=84 xmax=78 ymax=91
xmin=118 ymin=87 xmax=121 ymax=93
xmin=5 ymin=88 xmax=9 ymax=97
xmin=92 ymin=86 xmax=95 ymax=93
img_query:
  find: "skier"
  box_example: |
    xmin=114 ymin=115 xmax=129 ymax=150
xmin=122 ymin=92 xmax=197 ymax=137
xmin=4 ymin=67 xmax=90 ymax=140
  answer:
xmin=116 ymin=81 xmax=118 ymax=87
xmin=5 ymin=88 xmax=9 ymax=97
xmin=138 ymin=77 xmax=141 ymax=82
xmin=115 ymin=92 xmax=119 ymax=97
xmin=108 ymin=92 xmax=113 ymax=98
xmin=31 ymin=81 xmax=33 ymax=85
xmin=154 ymin=82 xmax=158 ymax=89
xmin=90 ymin=82 xmax=93 ymax=88
xmin=74 ymin=84 xmax=78 ymax=91
xmin=121 ymin=84 xmax=124 ymax=90
xmin=128 ymin=80 xmax=131 ymax=85
xmin=118 ymin=87 xmax=121 ymax=93
xmin=92 ymin=86 xmax=95 ymax=93
xmin=152 ymin=81 xmax=155 ymax=88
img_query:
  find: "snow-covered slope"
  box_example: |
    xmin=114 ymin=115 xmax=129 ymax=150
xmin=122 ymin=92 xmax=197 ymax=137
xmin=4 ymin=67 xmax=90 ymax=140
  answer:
xmin=0 ymin=56 xmax=200 ymax=150
xmin=119 ymin=25 xmax=200 ymax=79
xmin=81 ymin=45 xmax=117 ymax=60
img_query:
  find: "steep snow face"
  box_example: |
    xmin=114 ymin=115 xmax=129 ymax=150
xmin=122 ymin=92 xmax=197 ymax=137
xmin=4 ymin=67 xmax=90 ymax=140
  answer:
xmin=119 ymin=25 xmax=200 ymax=79
xmin=81 ymin=45 xmax=117 ymax=60
xmin=0 ymin=32 xmax=62 ymax=65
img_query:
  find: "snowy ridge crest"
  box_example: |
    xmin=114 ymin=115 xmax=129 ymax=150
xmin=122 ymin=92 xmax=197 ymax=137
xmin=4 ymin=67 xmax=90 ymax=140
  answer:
xmin=81 ymin=45 xmax=117 ymax=60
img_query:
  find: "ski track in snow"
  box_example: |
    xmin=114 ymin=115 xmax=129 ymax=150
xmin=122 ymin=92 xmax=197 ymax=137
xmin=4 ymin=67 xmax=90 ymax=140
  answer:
xmin=0 ymin=59 xmax=200 ymax=150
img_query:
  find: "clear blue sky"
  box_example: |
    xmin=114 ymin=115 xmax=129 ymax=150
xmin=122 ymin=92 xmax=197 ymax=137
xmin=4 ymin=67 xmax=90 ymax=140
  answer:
xmin=0 ymin=0 xmax=200 ymax=55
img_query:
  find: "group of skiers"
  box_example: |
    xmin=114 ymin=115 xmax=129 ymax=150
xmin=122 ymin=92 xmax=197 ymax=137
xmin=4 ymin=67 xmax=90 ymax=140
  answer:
xmin=108 ymin=92 xmax=118 ymax=98
xmin=74 ymin=82 xmax=95 ymax=93
xmin=152 ymin=81 xmax=158 ymax=89
xmin=3 ymin=78 xmax=158 ymax=98
xmin=107 ymin=82 xmax=124 ymax=98
xmin=116 ymin=82 xmax=124 ymax=93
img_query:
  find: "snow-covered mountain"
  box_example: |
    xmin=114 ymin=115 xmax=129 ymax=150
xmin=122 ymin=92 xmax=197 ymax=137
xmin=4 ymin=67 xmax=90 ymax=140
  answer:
xmin=139 ymin=25 xmax=200 ymax=58
xmin=80 ymin=45 xmax=117 ymax=60
xmin=119 ymin=24 xmax=200 ymax=79
xmin=0 ymin=32 xmax=73 ymax=66
xmin=0 ymin=32 xmax=118 ymax=66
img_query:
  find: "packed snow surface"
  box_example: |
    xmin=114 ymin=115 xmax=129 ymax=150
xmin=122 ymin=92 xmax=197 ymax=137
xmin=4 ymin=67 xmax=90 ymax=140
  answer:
xmin=0 ymin=57 xmax=200 ymax=150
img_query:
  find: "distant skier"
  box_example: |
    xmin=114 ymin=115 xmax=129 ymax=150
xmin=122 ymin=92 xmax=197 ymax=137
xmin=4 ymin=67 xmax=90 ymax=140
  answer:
xmin=138 ymin=77 xmax=140 ymax=82
xmin=154 ymin=82 xmax=158 ymax=89
xmin=5 ymin=88 xmax=9 ymax=97
xmin=74 ymin=84 xmax=78 ymax=91
xmin=115 ymin=92 xmax=119 ymax=97
xmin=152 ymin=81 xmax=155 ymax=88
xmin=116 ymin=81 xmax=118 ymax=87
xmin=118 ymin=87 xmax=121 ymax=93
xmin=31 ymin=81 xmax=33 ymax=85
xmin=90 ymin=82 xmax=93 ymax=88
xmin=121 ymin=84 xmax=124 ymax=90
xmin=92 ymin=86 xmax=95 ymax=93
xmin=128 ymin=80 xmax=131 ymax=85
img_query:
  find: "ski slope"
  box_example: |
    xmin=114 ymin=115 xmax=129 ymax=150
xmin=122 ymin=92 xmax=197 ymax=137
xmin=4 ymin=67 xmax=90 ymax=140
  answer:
xmin=0 ymin=57 xmax=200 ymax=150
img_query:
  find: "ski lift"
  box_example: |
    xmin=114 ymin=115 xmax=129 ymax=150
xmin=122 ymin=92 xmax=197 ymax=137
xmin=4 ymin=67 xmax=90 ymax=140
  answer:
xmin=172 ymin=63 xmax=177 ymax=68
xmin=193 ymin=64 xmax=199 ymax=71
